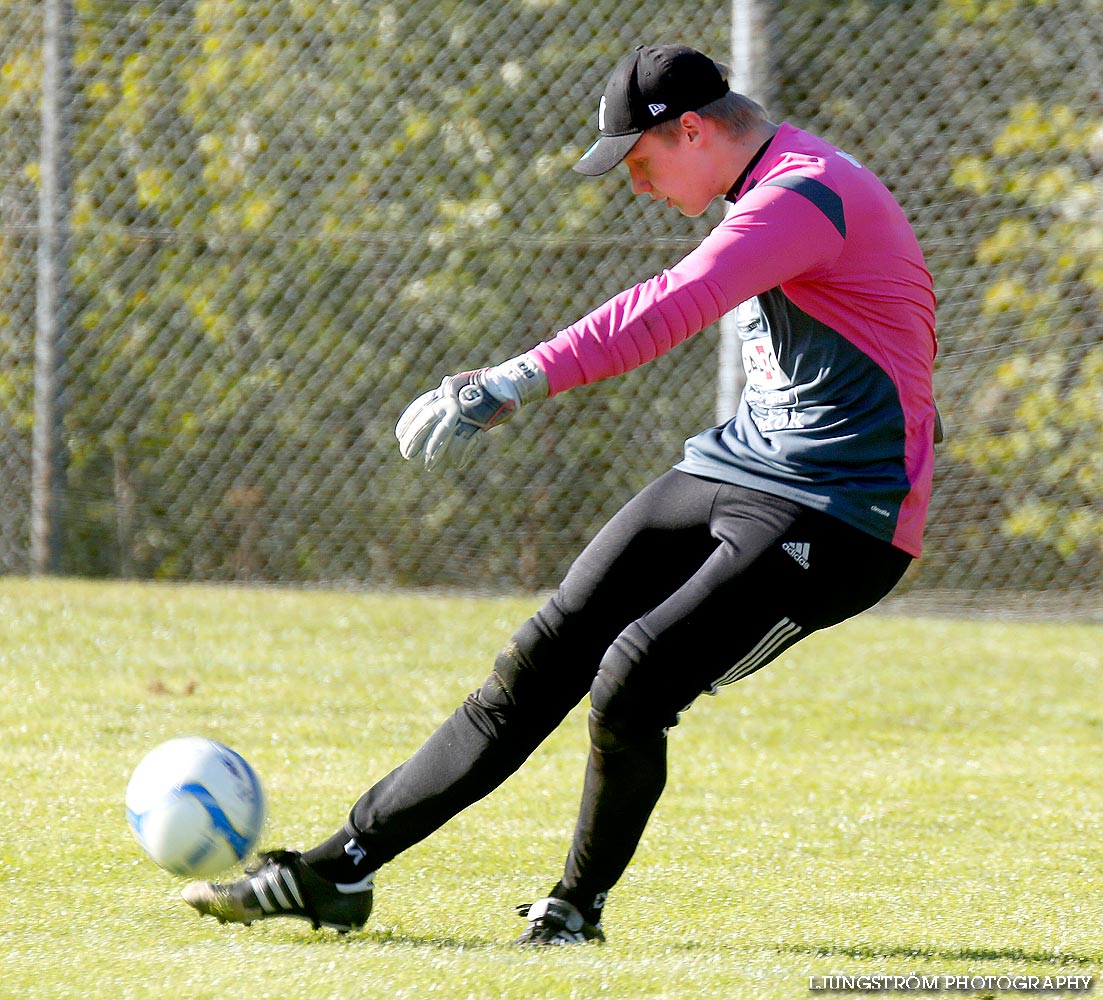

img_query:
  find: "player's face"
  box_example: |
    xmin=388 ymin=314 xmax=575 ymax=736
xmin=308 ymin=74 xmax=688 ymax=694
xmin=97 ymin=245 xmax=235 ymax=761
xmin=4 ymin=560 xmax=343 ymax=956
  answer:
xmin=622 ymin=128 xmax=718 ymax=218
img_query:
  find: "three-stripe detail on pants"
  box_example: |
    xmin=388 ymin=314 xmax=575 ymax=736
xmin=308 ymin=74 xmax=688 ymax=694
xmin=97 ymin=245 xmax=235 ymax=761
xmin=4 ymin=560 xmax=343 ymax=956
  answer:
xmin=712 ymin=617 xmax=803 ymax=689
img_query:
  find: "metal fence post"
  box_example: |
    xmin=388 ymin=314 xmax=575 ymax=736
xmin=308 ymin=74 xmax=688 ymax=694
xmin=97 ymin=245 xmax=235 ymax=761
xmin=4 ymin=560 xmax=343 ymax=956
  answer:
xmin=717 ymin=0 xmax=771 ymax=423
xmin=32 ymin=0 xmax=74 ymax=575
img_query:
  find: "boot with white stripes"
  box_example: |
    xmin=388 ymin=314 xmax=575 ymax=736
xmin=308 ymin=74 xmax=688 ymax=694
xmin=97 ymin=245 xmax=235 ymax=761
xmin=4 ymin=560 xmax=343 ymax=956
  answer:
xmin=181 ymin=849 xmax=373 ymax=932
xmin=513 ymin=897 xmax=605 ymax=946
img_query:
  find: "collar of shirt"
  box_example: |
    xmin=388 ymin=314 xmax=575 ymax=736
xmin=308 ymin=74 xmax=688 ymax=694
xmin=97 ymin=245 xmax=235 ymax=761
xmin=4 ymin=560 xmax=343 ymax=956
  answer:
xmin=724 ymin=133 xmax=777 ymax=203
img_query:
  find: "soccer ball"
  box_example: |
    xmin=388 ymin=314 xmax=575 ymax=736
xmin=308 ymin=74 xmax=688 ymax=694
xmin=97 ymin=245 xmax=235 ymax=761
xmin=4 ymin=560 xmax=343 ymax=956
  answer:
xmin=126 ymin=737 xmax=265 ymax=877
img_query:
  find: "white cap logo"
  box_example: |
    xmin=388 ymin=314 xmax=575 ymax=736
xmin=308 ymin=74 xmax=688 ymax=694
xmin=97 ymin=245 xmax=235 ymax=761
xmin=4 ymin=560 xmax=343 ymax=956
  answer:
xmin=648 ymin=102 xmax=667 ymax=116
xmin=598 ymin=95 xmax=606 ymax=131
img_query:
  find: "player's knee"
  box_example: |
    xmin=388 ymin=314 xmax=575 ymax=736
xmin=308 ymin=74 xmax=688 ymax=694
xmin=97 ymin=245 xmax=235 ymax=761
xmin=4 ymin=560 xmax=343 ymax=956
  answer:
xmin=588 ymin=699 xmax=670 ymax=755
xmin=480 ymin=619 xmax=546 ymax=710
xmin=471 ymin=618 xmax=577 ymax=724
xmin=589 ymin=624 xmax=677 ymax=752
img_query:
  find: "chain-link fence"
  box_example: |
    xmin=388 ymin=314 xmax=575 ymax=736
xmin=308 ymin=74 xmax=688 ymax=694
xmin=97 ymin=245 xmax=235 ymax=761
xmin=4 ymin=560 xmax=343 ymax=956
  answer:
xmin=2 ymin=1 xmax=1100 ymax=617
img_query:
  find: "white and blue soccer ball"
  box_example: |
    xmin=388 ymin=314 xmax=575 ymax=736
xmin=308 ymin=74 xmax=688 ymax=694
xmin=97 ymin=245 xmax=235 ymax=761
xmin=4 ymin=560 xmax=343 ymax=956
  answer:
xmin=126 ymin=737 xmax=265 ymax=877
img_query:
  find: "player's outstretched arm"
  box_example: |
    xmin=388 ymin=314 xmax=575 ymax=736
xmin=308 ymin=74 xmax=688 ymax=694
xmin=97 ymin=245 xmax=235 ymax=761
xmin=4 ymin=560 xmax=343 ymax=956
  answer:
xmin=395 ymin=352 xmax=548 ymax=470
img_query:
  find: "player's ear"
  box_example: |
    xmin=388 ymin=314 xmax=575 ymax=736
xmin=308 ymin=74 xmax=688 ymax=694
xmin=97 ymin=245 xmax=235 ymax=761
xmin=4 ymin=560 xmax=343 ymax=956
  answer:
xmin=680 ymin=112 xmax=705 ymax=144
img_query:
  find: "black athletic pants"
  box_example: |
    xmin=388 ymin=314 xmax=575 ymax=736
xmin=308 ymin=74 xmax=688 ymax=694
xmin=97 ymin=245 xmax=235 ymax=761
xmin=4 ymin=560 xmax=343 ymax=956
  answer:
xmin=312 ymin=470 xmax=911 ymax=916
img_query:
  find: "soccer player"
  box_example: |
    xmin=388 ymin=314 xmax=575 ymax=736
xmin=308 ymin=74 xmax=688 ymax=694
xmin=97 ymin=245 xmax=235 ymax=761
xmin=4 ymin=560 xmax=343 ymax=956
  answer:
xmin=183 ymin=43 xmax=939 ymax=946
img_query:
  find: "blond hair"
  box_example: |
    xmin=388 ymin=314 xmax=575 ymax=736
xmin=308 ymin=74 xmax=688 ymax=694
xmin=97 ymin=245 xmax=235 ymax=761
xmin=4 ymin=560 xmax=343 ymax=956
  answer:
xmin=648 ymin=90 xmax=770 ymax=143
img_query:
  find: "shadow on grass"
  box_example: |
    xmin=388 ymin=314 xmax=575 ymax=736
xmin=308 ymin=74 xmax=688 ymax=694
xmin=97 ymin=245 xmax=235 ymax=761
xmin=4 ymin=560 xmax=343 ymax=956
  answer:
xmin=221 ymin=926 xmax=503 ymax=950
xmin=779 ymin=942 xmax=1094 ymax=966
xmin=365 ymin=929 xmax=500 ymax=950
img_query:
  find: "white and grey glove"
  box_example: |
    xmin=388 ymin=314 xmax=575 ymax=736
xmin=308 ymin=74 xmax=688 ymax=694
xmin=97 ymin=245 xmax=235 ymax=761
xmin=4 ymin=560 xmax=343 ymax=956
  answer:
xmin=395 ymin=352 xmax=549 ymax=470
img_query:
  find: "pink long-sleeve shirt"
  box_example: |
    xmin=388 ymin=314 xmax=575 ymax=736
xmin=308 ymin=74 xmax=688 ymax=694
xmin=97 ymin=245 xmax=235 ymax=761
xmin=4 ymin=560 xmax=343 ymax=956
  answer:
xmin=531 ymin=123 xmax=937 ymax=556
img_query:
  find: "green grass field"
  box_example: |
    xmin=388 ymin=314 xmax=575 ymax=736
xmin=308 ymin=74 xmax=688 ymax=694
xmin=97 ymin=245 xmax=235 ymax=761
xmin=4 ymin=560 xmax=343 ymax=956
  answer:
xmin=1 ymin=577 xmax=1099 ymax=999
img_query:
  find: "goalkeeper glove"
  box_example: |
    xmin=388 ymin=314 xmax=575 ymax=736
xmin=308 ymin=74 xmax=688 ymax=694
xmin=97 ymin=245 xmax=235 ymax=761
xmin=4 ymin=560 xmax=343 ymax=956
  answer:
xmin=395 ymin=352 xmax=549 ymax=470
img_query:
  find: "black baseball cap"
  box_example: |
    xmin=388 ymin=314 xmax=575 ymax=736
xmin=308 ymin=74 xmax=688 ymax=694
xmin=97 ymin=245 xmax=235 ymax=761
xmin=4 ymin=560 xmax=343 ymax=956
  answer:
xmin=574 ymin=44 xmax=730 ymax=176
